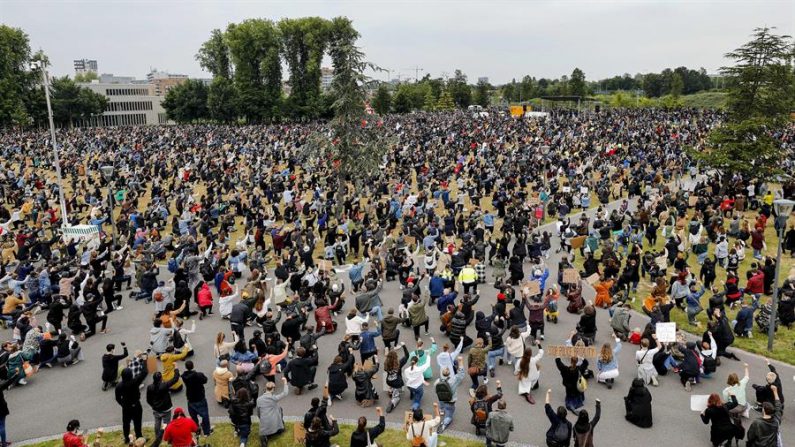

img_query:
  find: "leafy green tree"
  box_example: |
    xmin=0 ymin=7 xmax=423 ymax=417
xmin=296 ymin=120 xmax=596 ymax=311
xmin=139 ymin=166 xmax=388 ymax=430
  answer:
xmin=279 ymin=17 xmax=330 ymax=119
xmin=691 ymin=27 xmax=795 ymax=181
xmin=474 ymin=81 xmax=491 ymax=107
xmin=642 ymin=73 xmax=665 ymax=97
xmin=447 ymin=69 xmax=471 ymax=108
xmin=423 ymin=89 xmax=436 ymax=111
xmin=569 ymin=68 xmax=587 ymax=97
xmin=670 ymin=72 xmax=684 ymax=99
xmin=162 ymin=79 xmax=209 ymax=123
xmin=436 ymin=89 xmax=456 ymax=110
xmin=0 ymin=25 xmax=33 ymax=127
xmin=225 ymin=19 xmax=282 ymax=122
xmin=196 ymin=29 xmax=232 ymax=80
xmin=371 ymin=84 xmax=391 ymax=114
xmin=308 ymin=17 xmax=390 ymax=217
xmin=208 ymin=77 xmax=238 ymax=123
xmin=48 ymin=76 xmax=108 ymax=128
xmin=392 ymin=85 xmax=413 ymax=113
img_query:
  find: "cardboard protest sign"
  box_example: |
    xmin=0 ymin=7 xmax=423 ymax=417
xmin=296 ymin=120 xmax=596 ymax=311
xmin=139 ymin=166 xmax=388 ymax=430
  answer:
xmin=524 ymin=280 xmax=541 ymax=296
xmin=318 ymin=260 xmax=332 ymax=272
xmin=546 ymin=345 xmax=597 ymax=358
xmin=585 ymin=273 xmax=600 ymax=285
xmin=571 ymin=235 xmax=586 ymax=250
xmin=562 ymin=268 xmax=580 ymax=284
xmin=403 ymin=235 xmax=416 ymax=247
xmin=656 ymin=322 xmax=677 ymax=343
xmin=690 ymin=395 xmax=710 ymax=412
xmin=688 ymin=196 xmax=698 ymax=207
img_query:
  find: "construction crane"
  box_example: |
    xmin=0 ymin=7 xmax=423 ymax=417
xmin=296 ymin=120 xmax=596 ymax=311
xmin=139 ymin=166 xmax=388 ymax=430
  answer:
xmin=403 ymin=66 xmax=424 ymax=83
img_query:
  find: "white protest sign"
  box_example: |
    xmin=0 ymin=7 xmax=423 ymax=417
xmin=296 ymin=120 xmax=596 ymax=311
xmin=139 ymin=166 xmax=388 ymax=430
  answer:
xmin=690 ymin=395 xmax=710 ymax=412
xmin=656 ymin=322 xmax=677 ymax=343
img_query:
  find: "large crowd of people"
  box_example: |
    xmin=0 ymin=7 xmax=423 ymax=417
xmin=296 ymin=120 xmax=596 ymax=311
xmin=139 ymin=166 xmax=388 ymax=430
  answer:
xmin=0 ymin=108 xmax=793 ymax=447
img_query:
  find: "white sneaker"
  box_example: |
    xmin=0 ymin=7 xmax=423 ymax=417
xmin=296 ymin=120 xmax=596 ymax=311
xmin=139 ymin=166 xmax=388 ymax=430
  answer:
xmin=483 ymin=376 xmax=489 ymax=384
xmin=116 ymin=305 xmax=124 ymax=310
xmin=17 ymin=378 xmax=27 ymax=386
xmin=651 ymin=376 xmax=659 ymax=387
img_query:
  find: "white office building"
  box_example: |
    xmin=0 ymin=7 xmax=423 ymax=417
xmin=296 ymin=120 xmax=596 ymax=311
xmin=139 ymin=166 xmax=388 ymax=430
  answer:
xmin=76 ymin=82 xmax=169 ymax=127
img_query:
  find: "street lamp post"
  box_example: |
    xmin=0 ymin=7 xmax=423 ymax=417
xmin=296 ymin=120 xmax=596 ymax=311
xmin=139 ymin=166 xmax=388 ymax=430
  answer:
xmin=31 ymin=60 xmax=69 ymax=227
xmin=768 ymin=199 xmax=795 ymax=351
xmin=100 ymin=165 xmax=117 ymax=247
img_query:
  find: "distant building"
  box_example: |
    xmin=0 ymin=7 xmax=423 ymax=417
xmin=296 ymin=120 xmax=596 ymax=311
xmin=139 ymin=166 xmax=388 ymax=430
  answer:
xmin=321 ymin=67 xmax=334 ymax=91
xmin=146 ymin=69 xmax=189 ymax=96
xmin=74 ymin=59 xmax=98 ymax=74
xmin=75 ymin=82 xmax=169 ymax=127
xmin=478 ymin=77 xmax=489 ymax=85
xmin=99 ymin=73 xmax=136 ymax=84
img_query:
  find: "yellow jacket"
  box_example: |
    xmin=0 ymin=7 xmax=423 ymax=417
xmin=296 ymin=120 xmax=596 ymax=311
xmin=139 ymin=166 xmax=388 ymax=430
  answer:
xmin=458 ymin=266 xmax=478 ymax=283
xmin=160 ymin=349 xmax=189 ymax=390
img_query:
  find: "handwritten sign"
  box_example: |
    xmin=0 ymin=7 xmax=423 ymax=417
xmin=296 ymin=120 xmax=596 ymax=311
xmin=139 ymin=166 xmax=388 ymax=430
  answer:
xmin=656 ymin=322 xmax=677 ymax=343
xmin=562 ymin=269 xmax=580 ymax=284
xmin=403 ymin=235 xmax=416 ymax=247
xmin=547 ymin=345 xmax=597 ymax=358
xmin=571 ymin=235 xmax=586 ymax=250
xmin=523 ymin=280 xmax=541 ymax=296
xmin=585 ymin=273 xmax=600 ymax=285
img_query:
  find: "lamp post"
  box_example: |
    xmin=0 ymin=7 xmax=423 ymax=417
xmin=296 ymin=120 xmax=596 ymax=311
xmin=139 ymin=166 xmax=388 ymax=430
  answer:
xmin=100 ymin=165 xmax=117 ymax=247
xmin=31 ymin=60 xmax=69 ymax=227
xmin=768 ymin=198 xmax=795 ymax=351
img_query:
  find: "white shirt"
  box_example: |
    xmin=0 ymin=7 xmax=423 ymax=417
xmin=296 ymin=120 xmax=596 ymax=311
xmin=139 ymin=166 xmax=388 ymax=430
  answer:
xmin=345 ymin=315 xmax=369 ymax=335
xmin=403 ymin=362 xmax=431 ymax=388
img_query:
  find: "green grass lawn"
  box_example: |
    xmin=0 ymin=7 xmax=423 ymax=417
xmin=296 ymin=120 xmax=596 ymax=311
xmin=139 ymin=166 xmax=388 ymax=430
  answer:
xmin=572 ymin=208 xmax=795 ymax=364
xmin=26 ymin=422 xmax=483 ymax=447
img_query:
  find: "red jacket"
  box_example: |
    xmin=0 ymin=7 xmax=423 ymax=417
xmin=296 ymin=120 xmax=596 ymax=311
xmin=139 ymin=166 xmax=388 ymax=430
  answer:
xmin=163 ymin=415 xmax=198 ymax=447
xmin=197 ymin=283 xmax=213 ymax=307
xmin=746 ymin=271 xmax=765 ymax=294
xmin=62 ymin=432 xmax=87 ymax=447
xmin=314 ymin=305 xmax=335 ymax=332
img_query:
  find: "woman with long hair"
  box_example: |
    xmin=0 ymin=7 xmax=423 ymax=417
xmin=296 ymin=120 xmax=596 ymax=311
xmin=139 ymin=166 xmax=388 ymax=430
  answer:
xmin=555 ymin=356 xmax=585 ymax=412
xmin=572 ymin=399 xmax=601 ymax=447
xmin=595 ymin=336 xmax=622 ymax=389
xmin=700 ymin=393 xmax=742 ymax=447
xmin=350 ymin=407 xmax=386 ymax=447
xmin=304 ymin=414 xmax=339 ymax=447
xmin=383 ymin=344 xmax=409 ymax=413
xmin=516 ymin=341 xmax=544 ymax=404
xmin=228 ymin=387 xmax=255 ymax=446
xmin=213 ymin=331 xmax=238 ymax=364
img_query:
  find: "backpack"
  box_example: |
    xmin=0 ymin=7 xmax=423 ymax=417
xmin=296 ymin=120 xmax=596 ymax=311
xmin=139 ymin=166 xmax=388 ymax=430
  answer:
xmin=167 ymin=258 xmax=178 ymax=273
xmin=553 ymin=421 xmax=570 ymax=444
xmin=172 ymin=329 xmax=185 ymax=349
xmin=410 ymin=422 xmax=426 ymax=447
xmin=702 ymin=356 xmax=717 ymax=374
xmin=435 ymin=380 xmax=453 ymax=403
xmin=472 ymin=399 xmax=489 ymax=424
xmin=258 ymin=357 xmax=272 ymax=376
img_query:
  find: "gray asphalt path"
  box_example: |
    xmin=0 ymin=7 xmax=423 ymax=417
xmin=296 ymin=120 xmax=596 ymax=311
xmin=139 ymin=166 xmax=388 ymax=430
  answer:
xmin=8 ymin=184 xmax=795 ymax=447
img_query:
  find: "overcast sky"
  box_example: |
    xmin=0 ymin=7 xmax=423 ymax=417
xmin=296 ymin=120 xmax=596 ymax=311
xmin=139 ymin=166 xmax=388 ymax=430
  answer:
xmin=3 ymin=0 xmax=793 ymax=84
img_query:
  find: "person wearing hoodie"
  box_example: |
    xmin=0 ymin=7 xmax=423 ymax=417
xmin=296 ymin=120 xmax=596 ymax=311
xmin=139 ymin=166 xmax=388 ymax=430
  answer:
xmin=746 ymin=385 xmax=782 ymax=447
xmin=149 ymin=319 xmax=174 ymax=355
xmin=381 ymin=307 xmax=402 ymax=349
xmin=196 ymin=282 xmax=213 ymax=319
xmin=572 ymin=399 xmax=601 ymax=447
xmin=162 ymin=407 xmax=198 ymax=447
xmin=228 ymin=387 xmax=256 ymax=447
xmin=115 ymin=366 xmax=149 ymax=442
xmin=624 ymin=378 xmax=653 ymax=428
xmin=146 ymin=370 xmax=181 ymax=447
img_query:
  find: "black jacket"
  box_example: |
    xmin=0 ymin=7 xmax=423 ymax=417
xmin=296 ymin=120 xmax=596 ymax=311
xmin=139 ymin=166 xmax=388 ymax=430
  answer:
xmin=182 ymin=370 xmax=208 ymax=403
xmin=285 ymin=352 xmax=319 ymax=387
xmin=146 ymin=372 xmax=180 ymax=412
xmin=327 ymin=355 xmax=354 ymax=396
xmin=115 ymin=368 xmax=148 ymax=408
xmin=349 ymin=415 xmax=385 ymax=447
xmin=102 ymin=348 xmax=128 ymax=382
xmin=624 ymin=379 xmax=653 ymax=428
xmin=305 ymin=420 xmax=339 ymax=447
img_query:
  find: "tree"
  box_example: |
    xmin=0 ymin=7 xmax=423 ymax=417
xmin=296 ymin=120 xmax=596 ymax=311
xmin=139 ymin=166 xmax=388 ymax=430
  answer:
xmin=392 ymin=84 xmax=413 ymax=113
xmin=436 ymin=89 xmax=456 ymax=110
xmin=690 ymin=27 xmax=795 ymax=181
xmin=49 ymin=76 xmax=108 ymax=128
xmin=0 ymin=25 xmax=33 ymax=127
xmin=423 ymin=89 xmax=436 ymax=111
xmin=225 ymin=19 xmax=282 ymax=122
xmin=670 ymin=72 xmax=684 ymax=99
xmin=474 ymin=81 xmax=490 ymax=107
xmin=208 ymin=77 xmax=238 ymax=123
xmin=447 ymin=69 xmax=471 ymax=108
xmin=279 ymin=17 xmax=330 ymax=119
xmin=307 ymin=17 xmax=390 ymax=217
xmin=642 ymin=73 xmax=665 ymax=97
xmin=162 ymin=79 xmax=209 ymax=123
xmin=569 ymin=68 xmax=587 ymax=97
xmin=74 ymin=71 xmax=98 ymax=83
xmin=196 ymin=29 xmax=232 ymax=80
xmin=371 ymin=84 xmax=391 ymax=114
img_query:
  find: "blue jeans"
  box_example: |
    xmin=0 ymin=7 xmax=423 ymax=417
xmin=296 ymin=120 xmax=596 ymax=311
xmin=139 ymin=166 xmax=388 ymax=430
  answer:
xmin=487 ymin=347 xmax=505 ymax=370
xmin=237 ymin=422 xmax=251 ymax=444
xmin=188 ymin=399 xmax=212 ymax=436
xmin=440 ymin=401 xmax=456 ymax=428
xmin=697 ymin=252 xmax=708 ymax=265
xmin=664 ymin=354 xmax=680 ymax=371
xmin=362 ymin=306 xmax=383 ymax=321
xmin=409 ymin=385 xmax=424 ymax=410
xmin=0 ymin=415 xmax=6 ymax=446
